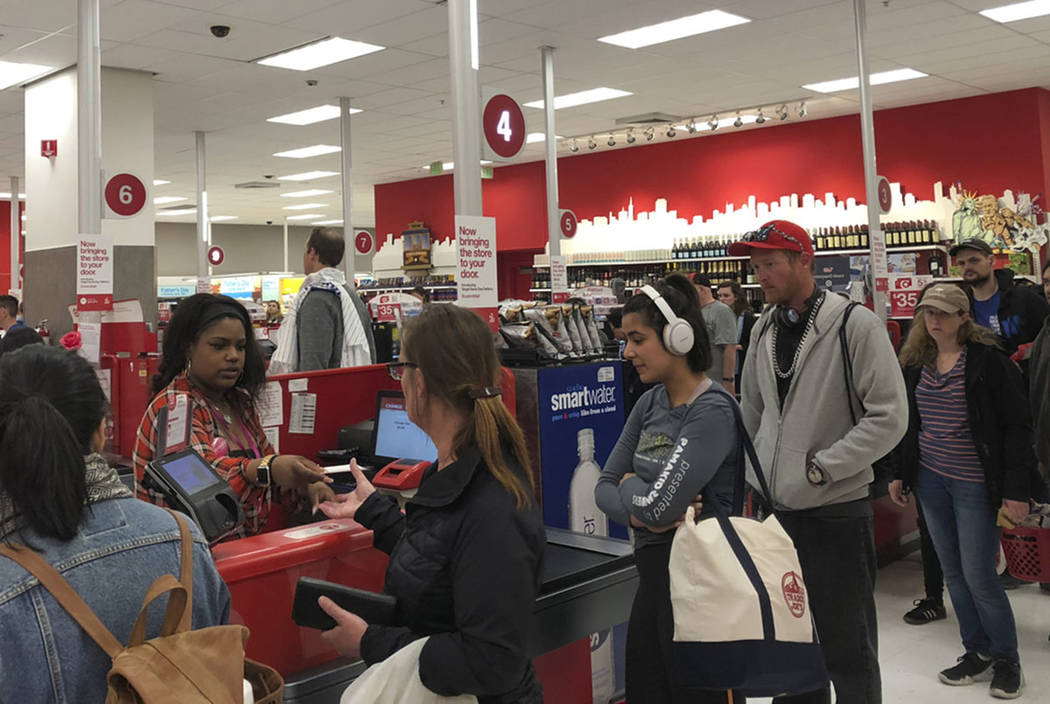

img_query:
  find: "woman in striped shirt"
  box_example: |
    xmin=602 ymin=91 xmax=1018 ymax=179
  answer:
xmin=889 ymin=283 xmax=1034 ymax=700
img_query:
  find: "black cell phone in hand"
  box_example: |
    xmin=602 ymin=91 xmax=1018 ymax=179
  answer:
xmin=292 ymin=577 xmax=397 ymax=630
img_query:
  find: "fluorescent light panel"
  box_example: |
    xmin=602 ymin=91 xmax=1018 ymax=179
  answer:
xmin=0 ymin=193 xmax=26 ymax=199
xmin=287 ymin=213 xmax=324 ymax=220
xmin=524 ymin=87 xmax=632 ymax=110
xmin=283 ymin=202 xmax=327 ymax=210
xmin=314 ymin=219 xmax=344 ymax=225
xmin=153 ymin=196 xmax=186 ymax=205
xmin=273 ymin=144 xmax=341 ymax=159
xmin=281 ymin=189 xmax=333 ymax=198
xmin=421 ymin=160 xmax=493 ymax=171
xmin=598 ymin=10 xmax=750 ymax=49
xmin=0 ymin=60 xmax=54 ymax=90
xmin=210 ymin=216 xmax=238 ymax=222
xmin=153 ymin=179 xmax=171 ymax=186
xmin=980 ymin=0 xmax=1050 ymax=23
xmin=279 ymin=170 xmax=339 ymax=181
xmin=803 ymin=68 xmax=927 ymax=93
xmin=257 ymin=36 xmax=385 ymax=71
xmin=526 ymin=132 xmax=563 ymax=144
xmin=267 ymin=104 xmax=362 ymax=125
xmin=157 ymin=208 xmax=197 ymax=216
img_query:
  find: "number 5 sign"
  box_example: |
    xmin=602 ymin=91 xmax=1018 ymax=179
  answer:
xmin=104 ymin=173 xmax=148 ymax=218
xmin=481 ymin=93 xmax=525 ymax=162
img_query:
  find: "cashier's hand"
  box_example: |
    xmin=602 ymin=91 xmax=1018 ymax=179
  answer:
xmin=318 ymin=597 xmax=367 ymax=660
xmin=319 ymin=459 xmax=375 ymax=521
xmin=271 ymin=455 xmax=332 ymax=490
xmin=304 ymin=482 xmax=337 ymax=515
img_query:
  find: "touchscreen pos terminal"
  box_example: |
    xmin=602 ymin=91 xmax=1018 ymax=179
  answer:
xmin=145 ymin=449 xmax=244 ymax=542
xmin=369 ymin=391 xmax=438 ymax=494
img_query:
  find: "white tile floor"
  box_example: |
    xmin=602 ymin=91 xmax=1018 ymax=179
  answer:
xmin=755 ymin=552 xmax=1050 ymax=702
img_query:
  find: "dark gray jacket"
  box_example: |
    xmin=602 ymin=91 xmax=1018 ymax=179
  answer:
xmin=296 ymin=285 xmax=376 ymax=371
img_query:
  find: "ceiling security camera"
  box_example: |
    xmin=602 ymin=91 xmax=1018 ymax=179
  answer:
xmin=210 ymin=25 xmax=231 ymax=38
xmin=266 ymin=220 xmax=273 ymax=225
xmin=305 ymin=79 xmax=318 ymax=87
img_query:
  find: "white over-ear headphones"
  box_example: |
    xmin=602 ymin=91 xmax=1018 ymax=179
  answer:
xmin=640 ymin=285 xmax=694 ymax=356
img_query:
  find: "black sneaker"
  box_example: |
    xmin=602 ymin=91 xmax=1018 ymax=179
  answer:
xmin=989 ymin=660 xmax=1024 ymax=699
xmin=903 ymin=598 xmax=946 ymax=625
xmin=938 ymin=652 xmax=993 ymax=686
xmin=999 ymin=572 xmax=1027 ymax=590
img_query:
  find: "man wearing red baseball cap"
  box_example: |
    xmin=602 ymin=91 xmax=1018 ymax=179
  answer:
xmin=732 ymin=220 xmax=907 ymax=704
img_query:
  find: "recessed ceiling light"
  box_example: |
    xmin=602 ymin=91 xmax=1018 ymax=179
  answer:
xmin=420 ymin=160 xmax=494 ymax=171
xmin=597 ymin=10 xmax=750 ymax=49
xmin=256 ymin=36 xmax=385 ymax=72
xmin=314 ymin=219 xmax=344 ymax=225
xmin=523 ymin=87 xmax=632 ymax=110
xmin=0 ymin=60 xmax=54 ymax=90
xmin=526 ymin=132 xmax=563 ymax=144
xmin=278 ymin=170 xmax=340 ymax=181
xmin=267 ymin=104 xmax=363 ymax=125
xmin=283 ymin=202 xmax=327 ymax=210
xmin=286 ymin=213 xmax=325 ymax=220
xmin=803 ymin=68 xmax=928 ymax=93
xmin=153 ymin=196 xmax=186 ymax=205
xmin=210 ymin=215 xmax=238 ymax=222
xmin=980 ymin=0 xmax=1050 ymax=23
xmin=156 ymin=208 xmax=197 ymax=216
xmin=153 ymin=179 xmax=171 ymax=186
xmin=281 ymin=189 xmax=333 ymax=198
xmin=273 ymin=144 xmax=341 ymax=159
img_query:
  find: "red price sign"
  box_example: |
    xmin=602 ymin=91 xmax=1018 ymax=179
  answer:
xmin=482 ymin=94 xmax=525 ymax=160
xmin=104 ymin=173 xmax=147 ymax=217
xmin=375 ymin=303 xmax=401 ymax=323
xmin=559 ymin=209 xmax=578 ymax=239
xmin=888 ymin=276 xmax=932 ymax=318
xmin=355 ymin=231 xmax=374 ymax=256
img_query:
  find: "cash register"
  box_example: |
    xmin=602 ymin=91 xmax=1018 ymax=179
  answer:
xmin=368 ymin=390 xmax=438 ymax=499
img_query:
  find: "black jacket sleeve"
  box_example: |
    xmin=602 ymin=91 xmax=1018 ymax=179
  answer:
xmin=986 ymin=350 xmax=1036 ymax=502
xmin=352 ymin=491 xmax=405 ymax=554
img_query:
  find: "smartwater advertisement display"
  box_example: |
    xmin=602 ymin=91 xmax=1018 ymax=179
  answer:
xmin=537 ymin=361 xmax=627 ymax=703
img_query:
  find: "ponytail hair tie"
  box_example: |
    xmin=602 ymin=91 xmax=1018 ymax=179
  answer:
xmin=468 ymin=386 xmax=502 ymax=400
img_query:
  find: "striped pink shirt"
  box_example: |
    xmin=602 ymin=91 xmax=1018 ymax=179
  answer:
xmin=916 ymin=350 xmax=984 ymax=482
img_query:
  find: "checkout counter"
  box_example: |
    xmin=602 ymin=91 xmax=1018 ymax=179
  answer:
xmin=199 ymin=364 xmax=636 ymax=704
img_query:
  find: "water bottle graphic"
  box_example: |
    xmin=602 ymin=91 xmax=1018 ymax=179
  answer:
xmin=568 ymin=428 xmax=613 ymax=703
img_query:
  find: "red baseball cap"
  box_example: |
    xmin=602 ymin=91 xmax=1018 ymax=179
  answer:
xmin=727 ymin=220 xmax=814 ymax=257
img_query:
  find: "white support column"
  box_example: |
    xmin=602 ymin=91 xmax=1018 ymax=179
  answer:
xmin=448 ymin=0 xmax=483 ymax=216
xmin=77 ymin=0 xmax=102 ymax=237
xmin=541 ymin=46 xmax=560 ymax=259
xmin=339 ymin=96 xmax=354 ymax=277
xmin=853 ymin=0 xmax=887 ymax=321
xmin=195 ymin=131 xmax=208 ymax=281
xmin=9 ymin=177 xmax=18 ymax=294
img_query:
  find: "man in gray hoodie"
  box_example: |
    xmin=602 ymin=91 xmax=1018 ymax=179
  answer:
xmin=731 ymin=221 xmax=907 ymax=704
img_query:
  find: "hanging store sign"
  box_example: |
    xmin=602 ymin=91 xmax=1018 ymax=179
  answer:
xmin=481 ymin=93 xmax=526 ymax=161
xmin=876 ymin=175 xmax=892 ymax=215
xmin=551 ymin=255 xmax=569 ymax=304
xmin=559 ymin=209 xmax=578 ymax=239
xmin=455 ymin=215 xmax=499 ymax=332
xmin=76 ymin=235 xmax=114 ymax=311
xmin=208 ymin=246 xmax=225 ymax=266
xmin=104 ymin=173 xmax=148 ymax=218
xmin=355 ymin=230 xmax=374 ymax=256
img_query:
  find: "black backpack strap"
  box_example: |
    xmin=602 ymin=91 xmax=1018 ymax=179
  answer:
xmin=838 ymin=301 xmax=864 ymax=426
xmin=709 ymin=388 xmax=773 ymax=513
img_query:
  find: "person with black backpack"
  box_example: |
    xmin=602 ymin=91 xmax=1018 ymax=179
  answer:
xmin=730 ymin=221 xmax=908 ymax=704
xmin=0 ymin=346 xmax=231 ymax=703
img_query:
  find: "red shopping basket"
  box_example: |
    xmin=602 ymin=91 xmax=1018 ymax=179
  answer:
xmin=1001 ymin=526 xmax=1050 ymax=582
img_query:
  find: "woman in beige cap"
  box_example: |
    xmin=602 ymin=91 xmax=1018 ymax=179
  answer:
xmin=890 ymin=283 xmax=1034 ymax=699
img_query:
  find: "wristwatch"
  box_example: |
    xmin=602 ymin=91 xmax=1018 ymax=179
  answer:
xmin=256 ymin=454 xmax=276 ymax=487
xmin=806 ymin=461 xmax=828 ymax=487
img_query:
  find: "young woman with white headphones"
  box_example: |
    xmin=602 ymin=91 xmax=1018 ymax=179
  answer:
xmin=595 ymin=274 xmax=743 ymax=703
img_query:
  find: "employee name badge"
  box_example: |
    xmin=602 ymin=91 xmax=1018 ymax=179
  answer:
xmin=163 ymin=394 xmax=191 ymax=454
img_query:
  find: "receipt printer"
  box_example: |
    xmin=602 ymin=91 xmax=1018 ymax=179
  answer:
xmin=145 ymin=449 xmax=244 ymax=542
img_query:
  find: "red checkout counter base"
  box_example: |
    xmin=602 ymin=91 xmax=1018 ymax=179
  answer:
xmin=213 ymin=523 xmax=637 ymax=704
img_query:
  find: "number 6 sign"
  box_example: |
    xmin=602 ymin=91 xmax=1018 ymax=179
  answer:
xmin=104 ymin=173 xmax=147 ymax=218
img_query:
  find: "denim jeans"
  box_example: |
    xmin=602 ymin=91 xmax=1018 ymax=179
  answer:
xmin=916 ymin=495 xmax=945 ymax=602
xmin=773 ymin=511 xmax=881 ymax=704
xmin=915 ymin=468 xmax=1019 ymax=663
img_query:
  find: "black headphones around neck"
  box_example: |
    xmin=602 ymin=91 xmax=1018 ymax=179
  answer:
xmin=772 ymin=287 xmax=824 ymax=330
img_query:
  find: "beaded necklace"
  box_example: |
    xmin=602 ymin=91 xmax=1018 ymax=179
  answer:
xmin=772 ymin=292 xmax=825 ymax=379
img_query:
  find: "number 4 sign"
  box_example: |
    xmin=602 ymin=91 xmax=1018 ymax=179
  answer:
xmin=481 ymin=92 xmax=525 ymax=162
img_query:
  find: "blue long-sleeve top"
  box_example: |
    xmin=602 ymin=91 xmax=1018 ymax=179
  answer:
xmin=595 ymin=383 xmax=739 ymax=548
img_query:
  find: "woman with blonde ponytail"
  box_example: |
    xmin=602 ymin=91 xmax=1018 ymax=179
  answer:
xmin=316 ymin=304 xmax=544 ymax=703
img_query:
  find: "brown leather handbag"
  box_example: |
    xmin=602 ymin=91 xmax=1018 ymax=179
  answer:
xmin=0 ymin=510 xmax=283 ymax=703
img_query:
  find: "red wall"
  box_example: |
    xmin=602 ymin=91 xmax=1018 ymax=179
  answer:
xmin=0 ymin=201 xmax=23 ymax=295
xmin=374 ymin=88 xmax=1050 ymax=298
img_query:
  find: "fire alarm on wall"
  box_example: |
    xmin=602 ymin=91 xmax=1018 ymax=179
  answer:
xmin=41 ymin=140 xmax=57 ymax=158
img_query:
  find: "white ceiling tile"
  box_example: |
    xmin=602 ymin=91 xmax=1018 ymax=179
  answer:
xmin=101 ymin=0 xmax=203 ymax=43
xmin=212 ymin=0 xmax=345 ymax=25
xmin=287 ymin=0 xmax=435 ymax=35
